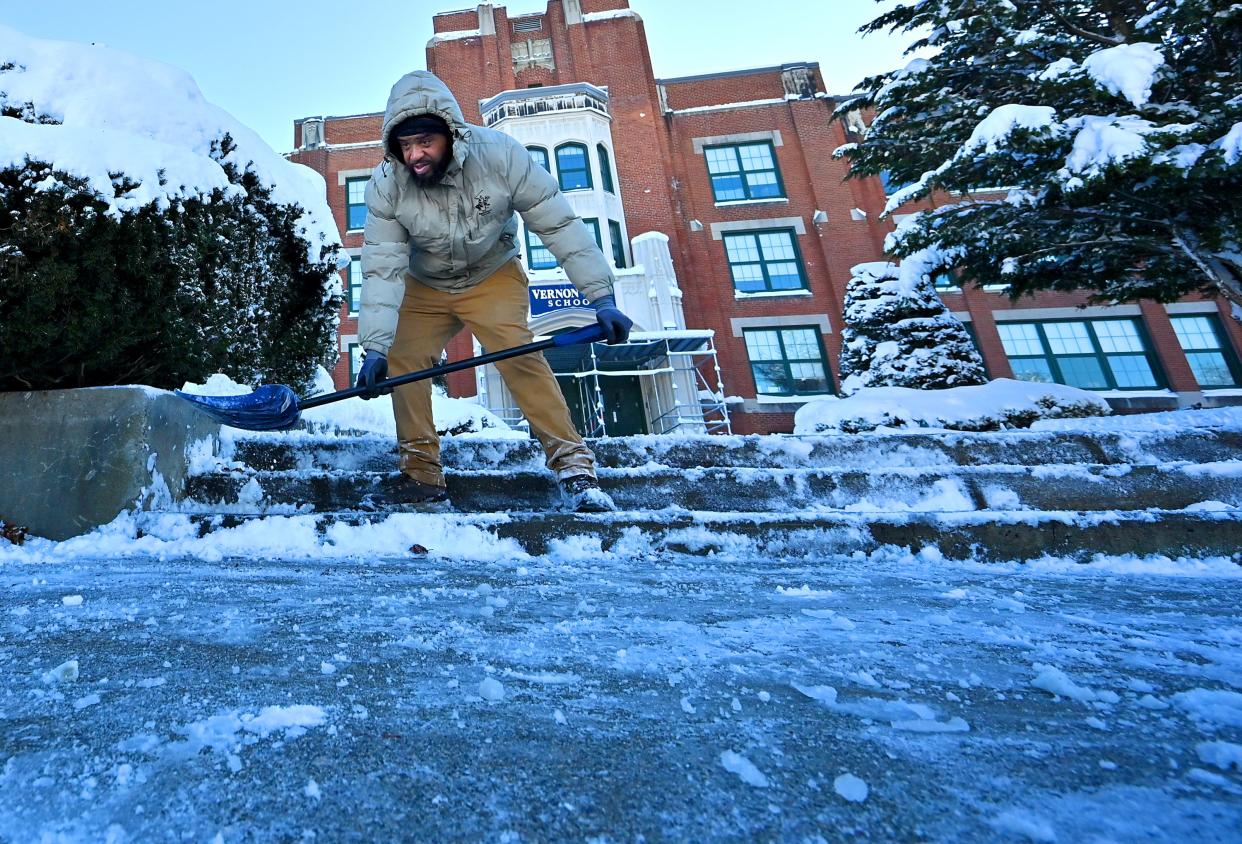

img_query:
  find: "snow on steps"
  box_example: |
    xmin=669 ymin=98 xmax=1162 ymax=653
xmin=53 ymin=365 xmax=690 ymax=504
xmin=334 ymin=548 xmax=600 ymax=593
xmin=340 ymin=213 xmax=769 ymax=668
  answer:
xmin=167 ymin=429 xmax=1242 ymax=563
xmin=152 ymin=509 xmax=1241 ymax=563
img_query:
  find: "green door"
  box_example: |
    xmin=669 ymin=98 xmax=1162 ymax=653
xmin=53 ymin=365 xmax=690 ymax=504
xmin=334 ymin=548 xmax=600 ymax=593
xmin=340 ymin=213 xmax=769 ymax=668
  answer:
xmin=600 ymin=375 xmax=648 ymax=436
xmin=556 ymin=375 xmax=648 ymax=437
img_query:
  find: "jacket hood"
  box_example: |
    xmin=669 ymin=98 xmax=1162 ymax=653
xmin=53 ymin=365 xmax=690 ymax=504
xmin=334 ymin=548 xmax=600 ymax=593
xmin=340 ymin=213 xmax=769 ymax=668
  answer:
xmin=381 ymin=71 xmax=471 ymax=166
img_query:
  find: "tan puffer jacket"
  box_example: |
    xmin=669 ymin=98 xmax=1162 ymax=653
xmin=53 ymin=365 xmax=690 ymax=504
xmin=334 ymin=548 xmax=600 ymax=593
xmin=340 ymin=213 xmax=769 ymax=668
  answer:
xmin=359 ymin=70 xmax=616 ymax=354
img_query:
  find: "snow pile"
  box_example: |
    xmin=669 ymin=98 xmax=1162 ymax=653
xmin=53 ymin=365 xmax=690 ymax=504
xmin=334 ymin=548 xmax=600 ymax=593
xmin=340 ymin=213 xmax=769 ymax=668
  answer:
xmin=963 ymin=105 xmax=1059 ymax=154
xmin=1081 ymin=42 xmax=1164 ymax=108
xmin=1 ymin=511 xmax=530 ymax=565
xmin=0 ymin=25 xmax=337 ymax=253
xmin=794 ymin=379 xmax=1110 ymax=434
xmin=179 ymin=370 xmax=522 ymax=439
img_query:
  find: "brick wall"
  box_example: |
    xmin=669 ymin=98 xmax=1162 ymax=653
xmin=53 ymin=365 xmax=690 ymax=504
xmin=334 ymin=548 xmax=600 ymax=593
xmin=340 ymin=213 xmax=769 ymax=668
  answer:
xmin=661 ymin=71 xmax=788 ymax=111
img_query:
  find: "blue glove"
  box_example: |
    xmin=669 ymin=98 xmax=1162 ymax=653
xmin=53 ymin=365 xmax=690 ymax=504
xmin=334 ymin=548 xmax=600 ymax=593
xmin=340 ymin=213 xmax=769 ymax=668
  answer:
xmin=355 ymin=350 xmax=390 ymax=399
xmin=591 ymin=295 xmax=633 ymax=345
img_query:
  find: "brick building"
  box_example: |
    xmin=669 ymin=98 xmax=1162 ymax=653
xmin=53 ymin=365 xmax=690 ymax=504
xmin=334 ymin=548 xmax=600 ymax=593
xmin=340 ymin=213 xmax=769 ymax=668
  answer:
xmin=289 ymin=0 xmax=1242 ymax=437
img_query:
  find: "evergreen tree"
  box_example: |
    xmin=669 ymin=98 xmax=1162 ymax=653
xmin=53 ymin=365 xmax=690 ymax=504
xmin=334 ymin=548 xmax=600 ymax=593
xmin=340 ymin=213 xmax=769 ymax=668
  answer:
xmin=839 ymin=260 xmax=988 ymax=396
xmin=836 ymin=1 xmax=1242 ymax=318
xmin=0 ymin=135 xmax=342 ymax=393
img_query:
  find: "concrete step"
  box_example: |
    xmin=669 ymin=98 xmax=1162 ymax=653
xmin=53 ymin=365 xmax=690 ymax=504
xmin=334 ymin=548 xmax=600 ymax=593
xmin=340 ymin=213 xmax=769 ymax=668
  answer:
xmin=181 ymin=463 xmax=1242 ymax=515
xmin=224 ymin=428 xmax=1242 ymax=474
xmin=144 ymin=509 xmax=1242 ymax=563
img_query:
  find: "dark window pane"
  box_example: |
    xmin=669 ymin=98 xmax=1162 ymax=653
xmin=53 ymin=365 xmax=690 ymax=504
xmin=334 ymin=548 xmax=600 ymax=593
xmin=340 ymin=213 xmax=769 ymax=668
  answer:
xmin=1010 ymin=359 xmax=1055 ymax=383
xmin=752 ymin=362 xmax=791 ymax=395
xmin=1187 ymin=352 xmax=1235 ymax=387
xmin=1058 ymin=356 xmax=1110 ymax=389
xmin=598 ymin=144 xmax=615 ymax=193
xmin=1106 ymin=354 xmax=1158 ymax=388
xmin=609 ymin=220 xmax=625 ymax=269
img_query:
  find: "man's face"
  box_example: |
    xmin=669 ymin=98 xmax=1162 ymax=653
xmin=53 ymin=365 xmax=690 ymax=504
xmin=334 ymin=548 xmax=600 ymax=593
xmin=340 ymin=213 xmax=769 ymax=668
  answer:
xmin=398 ymin=132 xmax=451 ymax=186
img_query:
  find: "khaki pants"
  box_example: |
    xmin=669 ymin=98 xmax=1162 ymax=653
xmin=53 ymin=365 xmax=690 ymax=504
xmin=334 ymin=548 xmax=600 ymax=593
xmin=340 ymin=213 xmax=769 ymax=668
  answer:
xmin=387 ymin=259 xmax=596 ymax=487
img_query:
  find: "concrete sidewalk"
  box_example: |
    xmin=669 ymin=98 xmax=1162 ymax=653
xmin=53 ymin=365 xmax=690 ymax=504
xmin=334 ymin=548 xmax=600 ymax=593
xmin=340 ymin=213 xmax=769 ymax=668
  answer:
xmin=1 ymin=551 xmax=1239 ymax=842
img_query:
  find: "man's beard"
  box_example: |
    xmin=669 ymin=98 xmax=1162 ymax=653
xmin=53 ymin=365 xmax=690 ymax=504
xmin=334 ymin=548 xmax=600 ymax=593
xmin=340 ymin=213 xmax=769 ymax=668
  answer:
xmin=408 ymin=155 xmax=451 ymax=187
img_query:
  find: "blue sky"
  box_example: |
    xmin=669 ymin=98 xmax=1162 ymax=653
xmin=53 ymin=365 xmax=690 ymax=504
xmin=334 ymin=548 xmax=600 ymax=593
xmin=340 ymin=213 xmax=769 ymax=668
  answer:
xmin=3 ymin=1 xmax=914 ymax=153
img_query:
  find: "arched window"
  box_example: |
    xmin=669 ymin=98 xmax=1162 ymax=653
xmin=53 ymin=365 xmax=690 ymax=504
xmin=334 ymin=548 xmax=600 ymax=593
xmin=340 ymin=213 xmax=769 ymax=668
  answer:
xmin=527 ymin=145 xmax=551 ymax=173
xmin=555 ymin=143 xmax=592 ymax=191
xmin=597 ymin=143 xmax=615 ymax=194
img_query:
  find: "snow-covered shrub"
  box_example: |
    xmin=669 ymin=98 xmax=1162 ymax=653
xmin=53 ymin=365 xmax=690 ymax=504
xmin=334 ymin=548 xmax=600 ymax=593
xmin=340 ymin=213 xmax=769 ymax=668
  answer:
xmin=839 ymin=260 xmax=987 ymax=396
xmin=794 ymin=379 xmax=1110 ymax=434
xmin=0 ymin=27 xmax=342 ymax=393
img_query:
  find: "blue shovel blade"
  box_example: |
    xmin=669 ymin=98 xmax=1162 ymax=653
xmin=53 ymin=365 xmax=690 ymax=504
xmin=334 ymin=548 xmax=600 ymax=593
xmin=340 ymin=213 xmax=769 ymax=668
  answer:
xmin=174 ymin=384 xmax=301 ymax=431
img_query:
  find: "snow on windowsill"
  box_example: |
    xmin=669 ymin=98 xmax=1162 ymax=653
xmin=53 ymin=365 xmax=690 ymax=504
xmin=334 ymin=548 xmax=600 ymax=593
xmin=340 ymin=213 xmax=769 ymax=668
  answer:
xmin=1092 ymin=389 xmax=1178 ymax=399
xmin=1201 ymin=388 xmax=1242 ymax=397
xmin=755 ymin=394 xmax=822 ymax=405
xmin=714 ymin=198 xmax=789 ymax=208
xmin=734 ymin=290 xmax=813 ymax=300
xmin=670 ymin=99 xmax=787 ymax=115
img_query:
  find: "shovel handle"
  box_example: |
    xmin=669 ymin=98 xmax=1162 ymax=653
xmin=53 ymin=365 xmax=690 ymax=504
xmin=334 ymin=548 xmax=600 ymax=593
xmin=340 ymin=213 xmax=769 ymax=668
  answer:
xmin=297 ymin=323 xmax=607 ymax=411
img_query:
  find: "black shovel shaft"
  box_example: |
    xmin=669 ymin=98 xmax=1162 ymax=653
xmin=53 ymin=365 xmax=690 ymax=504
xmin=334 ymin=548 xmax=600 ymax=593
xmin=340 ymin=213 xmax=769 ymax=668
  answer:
xmin=298 ymin=336 xmax=558 ymax=411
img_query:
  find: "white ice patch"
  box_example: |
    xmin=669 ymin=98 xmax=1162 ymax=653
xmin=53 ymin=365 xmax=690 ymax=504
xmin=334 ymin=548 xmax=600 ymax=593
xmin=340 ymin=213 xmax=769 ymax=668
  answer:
xmin=478 ymin=677 xmax=505 ymax=702
xmin=1031 ymin=664 xmax=1119 ymax=703
xmin=991 ymin=809 xmax=1057 ymax=842
xmin=1196 ymin=741 xmax=1242 ymax=771
xmin=720 ymin=751 xmax=769 ymax=787
xmin=42 ymin=659 xmax=79 ymax=683
xmin=834 ymin=773 xmax=869 ymax=803
xmin=1173 ymin=688 xmax=1242 ymax=728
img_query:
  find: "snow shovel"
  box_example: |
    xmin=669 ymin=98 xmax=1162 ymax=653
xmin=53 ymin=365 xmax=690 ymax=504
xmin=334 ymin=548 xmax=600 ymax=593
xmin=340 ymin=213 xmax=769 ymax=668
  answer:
xmin=174 ymin=323 xmax=608 ymax=432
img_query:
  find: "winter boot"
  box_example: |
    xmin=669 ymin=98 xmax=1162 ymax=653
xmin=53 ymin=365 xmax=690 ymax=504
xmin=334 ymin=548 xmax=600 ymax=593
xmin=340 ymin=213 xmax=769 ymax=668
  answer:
xmin=363 ymin=475 xmax=450 ymax=511
xmin=559 ymin=475 xmax=617 ymax=513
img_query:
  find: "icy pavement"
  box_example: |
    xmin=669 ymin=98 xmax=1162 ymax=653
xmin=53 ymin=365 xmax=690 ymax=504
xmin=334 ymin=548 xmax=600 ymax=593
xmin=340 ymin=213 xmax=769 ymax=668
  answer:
xmin=1 ymin=549 xmax=1240 ymax=842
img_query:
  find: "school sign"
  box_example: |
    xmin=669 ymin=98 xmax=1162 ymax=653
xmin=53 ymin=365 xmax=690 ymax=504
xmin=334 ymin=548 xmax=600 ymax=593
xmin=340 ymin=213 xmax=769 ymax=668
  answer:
xmin=529 ymin=282 xmax=591 ymax=317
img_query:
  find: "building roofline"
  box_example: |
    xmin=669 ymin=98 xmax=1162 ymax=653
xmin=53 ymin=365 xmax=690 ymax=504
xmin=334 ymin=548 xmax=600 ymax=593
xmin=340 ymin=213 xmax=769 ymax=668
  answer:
xmin=295 ymin=111 xmax=386 ymax=125
xmin=657 ymin=62 xmax=821 ymax=86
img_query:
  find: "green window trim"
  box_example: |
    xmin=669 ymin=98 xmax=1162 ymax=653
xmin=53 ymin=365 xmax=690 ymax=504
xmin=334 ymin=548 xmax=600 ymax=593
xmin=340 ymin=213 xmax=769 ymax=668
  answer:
xmin=1170 ymin=314 xmax=1242 ymax=388
xmin=723 ymin=228 xmax=809 ymax=294
xmin=996 ymin=317 xmax=1165 ymax=391
xmin=742 ymin=326 xmax=833 ymax=398
xmin=555 ymin=142 xmax=593 ymax=192
xmin=524 ymin=227 xmax=557 ymax=270
xmin=347 ymin=257 xmax=363 ymax=316
xmin=608 ymin=220 xmax=626 ymax=269
xmin=704 ymin=141 xmax=785 ymax=202
xmin=597 ymin=143 xmax=616 ymax=194
xmin=345 ymin=177 xmax=368 ymax=231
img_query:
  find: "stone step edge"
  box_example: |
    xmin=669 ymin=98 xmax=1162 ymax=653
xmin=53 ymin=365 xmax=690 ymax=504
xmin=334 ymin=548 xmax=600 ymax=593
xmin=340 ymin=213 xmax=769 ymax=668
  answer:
xmin=144 ymin=509 xmax=1242 ymax=563
xmin=190 ymin=462 xmax=1238 ymax=481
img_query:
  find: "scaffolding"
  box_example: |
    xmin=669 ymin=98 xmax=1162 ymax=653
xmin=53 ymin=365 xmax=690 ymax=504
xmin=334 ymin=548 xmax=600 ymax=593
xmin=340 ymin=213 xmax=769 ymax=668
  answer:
xmin=478 ymin=330 xmax=731 ymax=437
